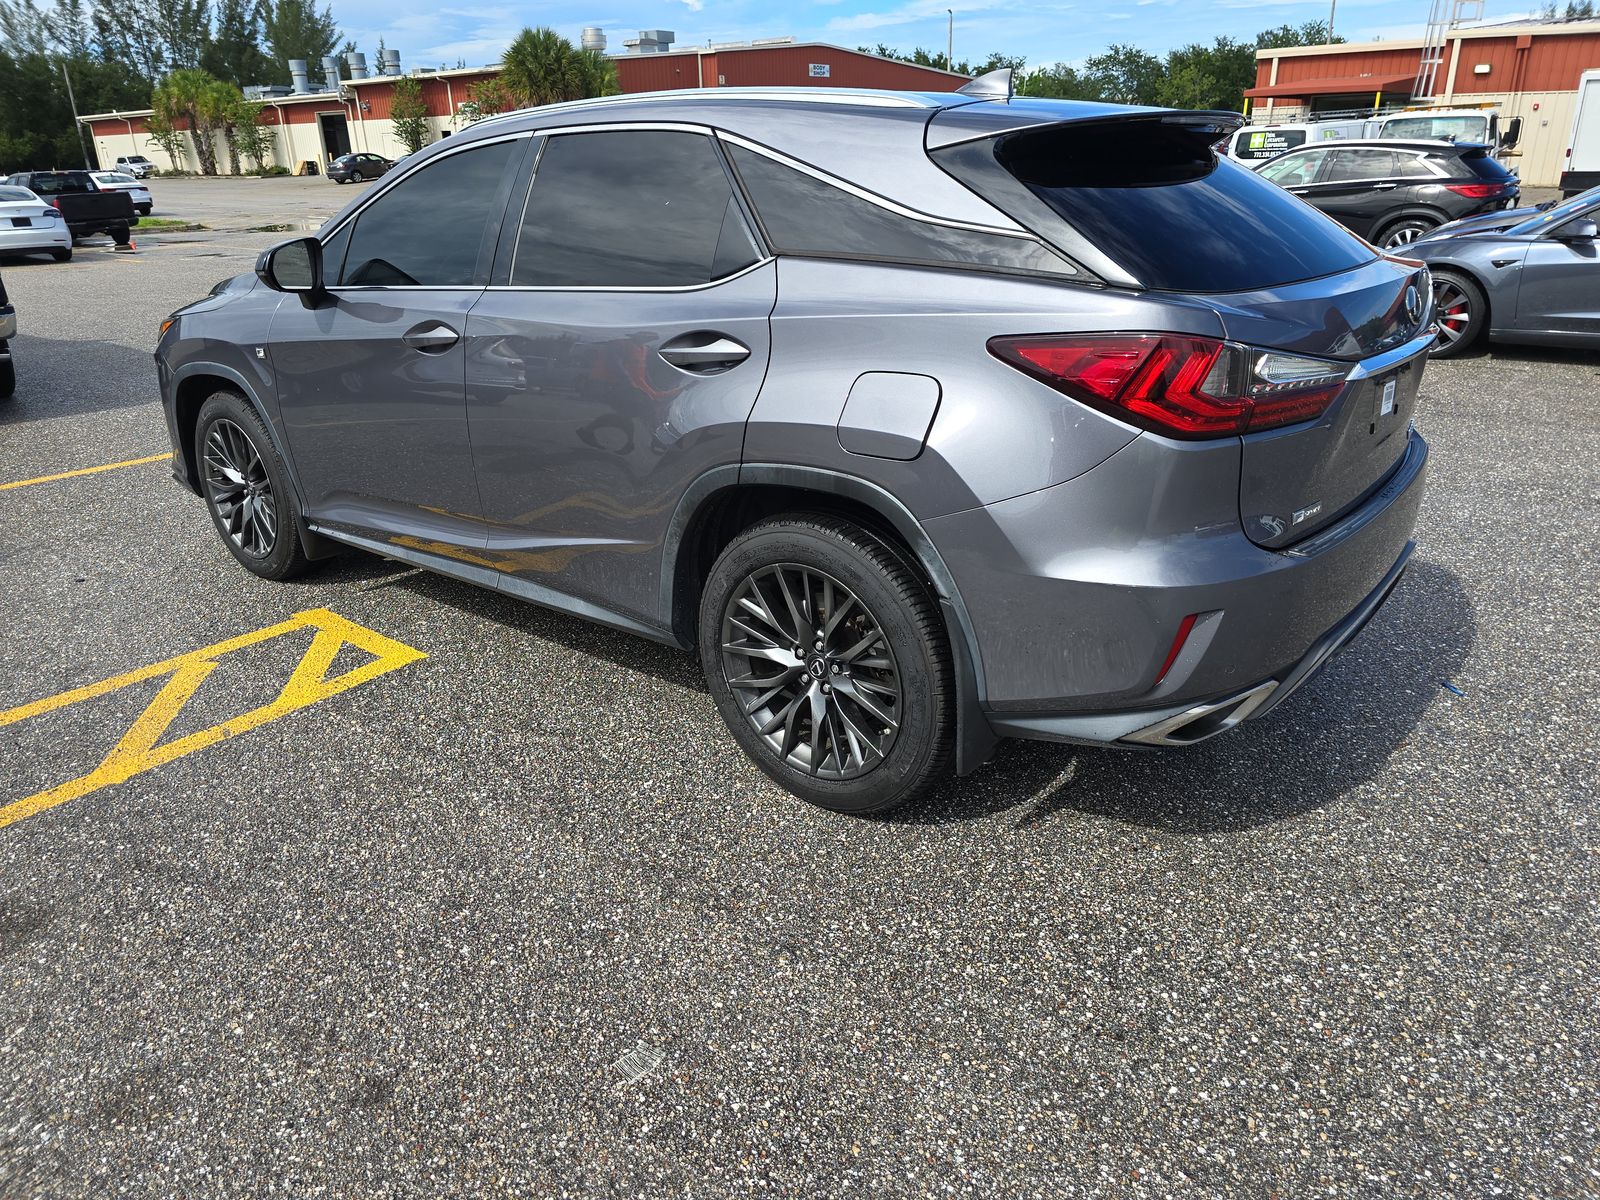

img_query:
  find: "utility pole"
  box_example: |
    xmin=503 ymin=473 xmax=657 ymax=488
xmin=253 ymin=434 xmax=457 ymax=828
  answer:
xmin=947 ymin=9 xmax=954 ymax=73
xmin=1328 ymin=0 xmax=1337 ymax=42
xmin=60 ymin=60 xmax=92 ymax=169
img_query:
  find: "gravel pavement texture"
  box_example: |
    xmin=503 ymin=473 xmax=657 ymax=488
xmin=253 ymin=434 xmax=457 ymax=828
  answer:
xmin=0 ymin=192 xmax=1596 ymax=1198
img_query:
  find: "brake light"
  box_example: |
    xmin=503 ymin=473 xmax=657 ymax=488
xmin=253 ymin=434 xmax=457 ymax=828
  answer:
xmin=988 ymin=334 xmax=1349 ymax=439
xmin=1444 ymin=182 xmax=1510 ymax=198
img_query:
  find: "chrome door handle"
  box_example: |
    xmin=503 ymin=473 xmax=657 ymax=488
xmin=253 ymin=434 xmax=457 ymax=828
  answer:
xmin=402 ymin=321 xmax=459 ymax=353
xmin=1372 ymin=182 xmax=1398 ymax=190
xmin=658 ymin=333 xmax=750 ymax=373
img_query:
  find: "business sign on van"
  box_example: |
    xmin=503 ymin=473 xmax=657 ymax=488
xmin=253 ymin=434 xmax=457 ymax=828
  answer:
xmin=1240 ymin=129 xmax=1307 ymax=160
xmin=809 ymin=63 xmax=830 ymax=77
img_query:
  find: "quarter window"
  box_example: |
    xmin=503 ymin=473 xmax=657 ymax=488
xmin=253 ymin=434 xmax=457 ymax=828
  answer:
xmin=339 ymin=140 xmax=518 ymax=287
xmin=726 ymin=143 xmax=1076 ymax=277
xmin=511 ymin=131 xmax=760 ymax=288
xmin=1325 ymin=148 xmax=1398 ymax=182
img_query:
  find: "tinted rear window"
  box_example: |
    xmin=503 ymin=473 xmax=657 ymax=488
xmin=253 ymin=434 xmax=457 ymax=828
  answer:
xmin=1460 ymin=150 xmax=1514 ymax=181
xmin=936 ymin=120 xmax=1375 ymax=293
xmin=29 ymin=173 xmax=92 ymax=195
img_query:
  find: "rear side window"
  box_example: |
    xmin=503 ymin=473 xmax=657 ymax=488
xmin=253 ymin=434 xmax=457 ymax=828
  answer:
xmin=1325 ymin=148 xmax=1398 ymax=182
xmin=726 ymin=143 xmax=1078 ymax=278
xmin=1258 ymin=148 xmax=1328 ymax=186
xmin=512 ymin=131 xmax=758 ymax=288
xmin=935 ymin=120 xmax=1375 ymax=293
xmin=340 ymin=140 xmax=517 ymax=287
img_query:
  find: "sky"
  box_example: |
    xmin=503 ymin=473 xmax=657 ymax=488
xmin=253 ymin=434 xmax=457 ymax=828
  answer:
xmin=337 ymin=0 xmax=1544 ymax=75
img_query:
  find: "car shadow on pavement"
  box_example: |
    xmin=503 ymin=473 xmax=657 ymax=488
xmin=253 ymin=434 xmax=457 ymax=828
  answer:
xmin=895 ymin=557 xmax=1476 ymax=834
xmin=0 ymin=333 xmax=165 ymax=424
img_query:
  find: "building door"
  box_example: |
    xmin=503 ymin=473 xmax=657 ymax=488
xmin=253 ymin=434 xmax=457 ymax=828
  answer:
xmin=317 ymin=111 xmax=350 ymax=162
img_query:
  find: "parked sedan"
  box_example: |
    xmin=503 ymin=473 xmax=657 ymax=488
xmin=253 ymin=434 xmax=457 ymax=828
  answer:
xmin=1407 ymin=187 xmax=1600 ymax=356
xmin=0 ymin=184 xmax=72 ymax=262
xmin=157 ymin=88 xmax=1432 ymax=814
xmin=1255 ymin=139 xmax=1520 ymax=248
xmin=326 ymin=152 xmax=394 ymax=184
xmin=90 ymin=170 xmax=153 ymax=216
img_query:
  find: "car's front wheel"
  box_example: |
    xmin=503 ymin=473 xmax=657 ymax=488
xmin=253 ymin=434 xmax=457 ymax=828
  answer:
xmin=350 ymin=169 xmax=364 ymax=183
xmin=1378 ymin=216 xmax=1438 ymax=248
xmin=1430 ymin=270 xmax=1488 ymax=358
xmin=699 ymin=514 xmax=954 ymax=814
xmin=196 ymin=390 xmax=311 ymax=580
xmin=0 ymin=352 xmax=14 ymax=400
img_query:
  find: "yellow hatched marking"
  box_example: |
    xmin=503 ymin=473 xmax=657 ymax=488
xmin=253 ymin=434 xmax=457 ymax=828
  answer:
xmin=0 ymin=608 xmax=425 ymax=829
xmin=0 ymin=452 xmax=174 ymax=492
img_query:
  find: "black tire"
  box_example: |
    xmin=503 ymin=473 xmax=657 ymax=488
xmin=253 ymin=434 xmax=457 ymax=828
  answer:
xmin=110 ymin=223 xmax=130 ymax=246
xmin=195 ymin=390 xmax=311 ymax=581
xmin=51 ymin=247 xmax=71 ymax=262
xmin=699 ymin=513 xmax=954 ymax=814
xmin=1377 ymin=216 xmax=1438 ymax=249
xmin=137 ymin=204 xmax=151 ymax=216
xmin=0 ymin=354 xmax=14 ymax=400
xmin=1429 ymin=270 xmax=1488 ymax=358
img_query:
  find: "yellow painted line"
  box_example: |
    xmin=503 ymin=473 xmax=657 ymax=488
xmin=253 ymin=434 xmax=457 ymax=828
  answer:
xmin=0 ymin=451 xmax=175 ymax=492
xmin=0 ymin=608 xmax=425 ymax=830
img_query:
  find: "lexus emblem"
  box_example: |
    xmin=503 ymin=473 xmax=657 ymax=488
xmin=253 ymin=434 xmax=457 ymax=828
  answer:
xmin=1404 ymin=284 xmax=1422 ymax=325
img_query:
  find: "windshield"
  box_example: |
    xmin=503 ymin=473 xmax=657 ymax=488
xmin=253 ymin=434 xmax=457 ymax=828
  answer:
xmin=1509 ymin=188 xmax=1600 ymax=236
xmin=1380 ymin=114 xmax=1489 ymax=142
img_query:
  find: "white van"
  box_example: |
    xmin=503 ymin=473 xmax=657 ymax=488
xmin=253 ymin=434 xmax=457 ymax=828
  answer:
xmin=1225 ymin=120 xmax=1366 ymax=165
xmin=1560 ymin=70 xmax=1600 ymax=197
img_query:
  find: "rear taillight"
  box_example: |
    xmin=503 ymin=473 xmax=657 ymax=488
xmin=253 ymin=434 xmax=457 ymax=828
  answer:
xmin=1444 ymin=182 xmax=1510 ymax=198
xmin=988 ymin=334 xmax=1349 ymax=440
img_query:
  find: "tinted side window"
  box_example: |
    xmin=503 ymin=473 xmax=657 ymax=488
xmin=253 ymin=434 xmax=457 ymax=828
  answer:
xmin=512 ymin=131 xmax=759 ymax=288
xmin=726 ymin=143 xmax=1076 ymax=277
xmin=1258 ymin=149 xmax=1327 ymax=186
xmin=1326 ymin=148 xmax=1397 ymax=182
xmin=1393 ymin=154 xmax=1435 ymax=179
xmin=340 ymin=140 xmax=517 ymax=287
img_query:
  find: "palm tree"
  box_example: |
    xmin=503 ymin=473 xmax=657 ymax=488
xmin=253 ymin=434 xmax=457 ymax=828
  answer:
xmin=500 ymin=26 xmax=618 ymax=107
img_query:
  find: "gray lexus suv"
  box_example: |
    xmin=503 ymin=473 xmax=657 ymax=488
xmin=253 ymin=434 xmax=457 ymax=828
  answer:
xmin=155 ymin=78 xmax=1433 ymax=814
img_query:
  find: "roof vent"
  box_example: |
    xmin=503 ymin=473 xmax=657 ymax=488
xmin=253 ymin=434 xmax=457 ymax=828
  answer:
xmin=956 ymin=67 xmax=1013 ymax=99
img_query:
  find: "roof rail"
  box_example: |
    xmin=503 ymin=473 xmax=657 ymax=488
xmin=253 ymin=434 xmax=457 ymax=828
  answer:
xmin=956 ymin=68 xmax=1013 ymax=100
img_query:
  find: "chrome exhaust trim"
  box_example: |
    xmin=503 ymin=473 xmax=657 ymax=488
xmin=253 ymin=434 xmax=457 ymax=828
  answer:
xmin=1120 ymin=680 xmax=1279 ymax=747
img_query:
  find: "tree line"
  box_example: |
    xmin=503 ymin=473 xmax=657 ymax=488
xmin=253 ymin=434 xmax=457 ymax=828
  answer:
xmin=0 ymin=0 xmax=346 ymax=168
xmin=864 ymin=21 xmax=1344 ymax=114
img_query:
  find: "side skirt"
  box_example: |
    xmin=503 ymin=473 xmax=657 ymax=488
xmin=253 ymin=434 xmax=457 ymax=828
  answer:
xmin=307 ymin=523 xmax=682 ymax=648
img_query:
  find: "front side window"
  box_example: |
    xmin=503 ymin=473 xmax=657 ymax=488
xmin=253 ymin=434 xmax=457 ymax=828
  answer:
xmin=726 ymin=143 xmax=1076 ymax=277
xmin=511 ymin=130 xmax=759 ymax=288
xmin=1258 ymin=149 xmax=1327 ymax=187
xmin=339 ymin=139 xmax=518 ymax=287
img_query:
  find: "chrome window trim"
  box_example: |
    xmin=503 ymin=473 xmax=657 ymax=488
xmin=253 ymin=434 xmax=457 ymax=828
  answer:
xmin=502 ymin=124 xmax=767 ymax=291
xmin=716 ymin=130 xmax=1032 ymax=238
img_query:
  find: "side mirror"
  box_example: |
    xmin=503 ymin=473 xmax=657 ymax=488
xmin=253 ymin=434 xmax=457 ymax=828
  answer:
xmin=1501 ymin=115 xmax=1523 ymax=151
xmin=255 ymin=236 xmax=324 ymax=295
xmin=1556 ymin=217 xmax=1598 ymax=244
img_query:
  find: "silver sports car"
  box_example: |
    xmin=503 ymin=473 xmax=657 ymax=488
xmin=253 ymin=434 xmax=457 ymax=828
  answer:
xmin=1408 ymin=186 xmax=1600 ymax=356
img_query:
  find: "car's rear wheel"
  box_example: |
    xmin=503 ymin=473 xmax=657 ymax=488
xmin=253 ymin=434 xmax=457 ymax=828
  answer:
xmin=699 ymin=514 xmax=954 ymax=814
xmin=1378 ymin=216 xmax=1438 ymax=248
xmin=196 ymin=391 xmax=311 ymax=581
xmin=1430 ymin=271 xmax=1487 ymax=358
xmin=51 ymin=247 xmax=70 ymax=262
xmin=137 ymin=204 xmax=151 ymax=216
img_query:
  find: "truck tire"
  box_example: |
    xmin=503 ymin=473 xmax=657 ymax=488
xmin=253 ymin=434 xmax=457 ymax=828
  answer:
xmin=111 ymin=224 xmax=131 ymax=246
xmin=0 ymin=354 xmax=14 ymax=400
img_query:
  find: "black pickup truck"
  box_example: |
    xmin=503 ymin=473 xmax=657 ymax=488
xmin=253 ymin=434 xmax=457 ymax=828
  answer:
xmin=1 ymin=171 xmax=135 ymax=243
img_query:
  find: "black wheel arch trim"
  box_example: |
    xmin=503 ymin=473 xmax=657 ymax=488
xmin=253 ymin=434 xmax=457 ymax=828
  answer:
xmin=662 ymin=462 xmax=998 ymax=775
xmin=168 ymin=360 xmax=338 ymax=561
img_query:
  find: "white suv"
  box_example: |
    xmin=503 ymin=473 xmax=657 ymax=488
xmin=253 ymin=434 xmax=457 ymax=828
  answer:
xmin=115 ymin=155 xmax=155 ymax=179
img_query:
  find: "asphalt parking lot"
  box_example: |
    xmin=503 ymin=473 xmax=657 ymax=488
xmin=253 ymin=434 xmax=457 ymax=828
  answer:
xmin=2 ymin=183 xmax=1598 ymax=1198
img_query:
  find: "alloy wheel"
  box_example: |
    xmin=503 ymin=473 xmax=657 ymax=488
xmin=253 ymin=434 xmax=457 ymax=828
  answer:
xmin=1432 ymin=278 xmax=1472 ymax=348
xmin=1382 ymin=223 xmax=1429 ymax=248
xmin=202 ymin=418 xmax=277 ymax=558
xmin=720 ymin=564 xmax=902 ymax=780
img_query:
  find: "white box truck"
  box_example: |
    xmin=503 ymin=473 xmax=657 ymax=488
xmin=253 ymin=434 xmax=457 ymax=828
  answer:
xmin=1560 ymin=69 xmax=1600 ymax=198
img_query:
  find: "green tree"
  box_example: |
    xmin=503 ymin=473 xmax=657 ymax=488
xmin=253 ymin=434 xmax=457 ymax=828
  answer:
xmin=261 ymin=0 xmax=341 ymax=73
xmin=144 ymin=105 xmax=188 ymax=170
xmin=201 ymin=0 xmax=271 ymax=86
xmin=455 ymin=75 xmax=514 ymax=124
xmin=500 ymin=26 xmax=615 ymax=107
xmin=1017 ymin=62 xmax=1100 ymax=100
xmin=151 ymin=67 xmax=224 ymax=174
xmin=1254 ymin=21 xmax=1343 ymax=48
xmin=1082 ymin=43 xmax=1164 ymax=104
xmin=389 ymin=74 xmax=430 ymax=153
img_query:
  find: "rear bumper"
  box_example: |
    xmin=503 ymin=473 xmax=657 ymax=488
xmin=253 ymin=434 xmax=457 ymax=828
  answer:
xmin=928 ymin=426 xmax=1428 ymax=745
xmin=0 ymin=225 xmax=70 ymax=254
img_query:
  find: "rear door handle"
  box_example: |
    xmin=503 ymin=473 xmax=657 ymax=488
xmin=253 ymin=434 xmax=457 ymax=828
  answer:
xmin=1372 ymin=182 xmax=1398 ymax=190
xmin=658 ymin=333 xmax=750 ymax=374
xmin=402 ymin=321 xmax=459 ymax=353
